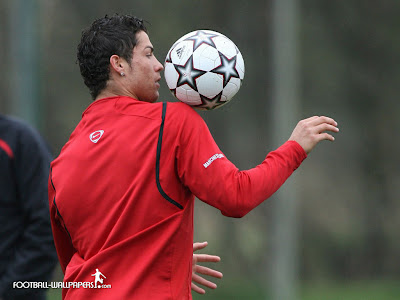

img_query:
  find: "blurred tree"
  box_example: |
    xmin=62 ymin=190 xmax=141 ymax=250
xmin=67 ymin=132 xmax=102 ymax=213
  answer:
xmin=6 ymin=0 xmax=41 ymax=129
xmin=268 ymin=0 xmax=301 ymax=299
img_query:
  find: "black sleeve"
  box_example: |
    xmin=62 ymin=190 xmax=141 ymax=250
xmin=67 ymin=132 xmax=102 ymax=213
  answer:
xmin=0 ymin=123 xmax=57 ymax=299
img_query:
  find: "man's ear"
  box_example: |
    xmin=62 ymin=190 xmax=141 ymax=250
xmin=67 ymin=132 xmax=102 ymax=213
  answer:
xmin=110 ymin=55 xmax=126 ymax=76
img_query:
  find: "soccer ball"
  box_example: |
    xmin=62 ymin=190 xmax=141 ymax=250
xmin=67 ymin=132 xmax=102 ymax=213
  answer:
xmin=164 ymin=30 xmax=245 ymax=110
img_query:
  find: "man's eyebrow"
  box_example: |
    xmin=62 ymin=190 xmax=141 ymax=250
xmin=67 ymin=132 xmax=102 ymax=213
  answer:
xmin=144 ymin=46 xmax=154 ymax=52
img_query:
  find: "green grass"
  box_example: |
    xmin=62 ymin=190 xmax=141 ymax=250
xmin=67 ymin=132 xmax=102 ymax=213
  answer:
xmin=47 ymin=279 xmax=400 ymax=300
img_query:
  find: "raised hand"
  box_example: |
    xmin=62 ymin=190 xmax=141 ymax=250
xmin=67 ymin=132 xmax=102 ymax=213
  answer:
xmin=289 ymin=116 xmax=339 ymax=154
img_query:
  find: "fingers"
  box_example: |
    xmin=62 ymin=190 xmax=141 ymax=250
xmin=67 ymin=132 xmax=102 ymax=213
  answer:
xmin=194 ymin=254 xmax=221 ymax=263
xmin=192 ymin=241 xmax=222 ymax=295
xmin=314 ymin=123 xmax=339 ymax=132
xmin=192 ymin=273 xmax=218 ymax=289
xmin=314 ymin=123 xmax=339 ymax=135
xmin=316 ymin=132 xmax=335 ymax=142
xmin=302 ymin=115 xmax=319 ymax=122
xmin=289 ymin=115 xmax=339 ymax=154
xmin=313 ymin=119 xmax=339 ymax=142
xmin=194 ymin=265 xmax=223 ymax=279
xmin=308 ymin=115 xmax=337 ymax=127
xmin=191 ymin=282 xmax=206 ymax=294
xmin=193 ymin=241 xmax=208 ymax=252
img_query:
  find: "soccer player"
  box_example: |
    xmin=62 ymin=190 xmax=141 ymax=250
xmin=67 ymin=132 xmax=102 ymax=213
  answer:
xmin=0 ymin=114 xmax=57 ymax=300
xmin=49 ymin=14 xmax=339 ymax=299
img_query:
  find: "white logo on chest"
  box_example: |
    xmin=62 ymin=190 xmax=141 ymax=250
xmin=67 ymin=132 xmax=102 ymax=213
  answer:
xmin=89 ymin=130 xmax=104 ymax=143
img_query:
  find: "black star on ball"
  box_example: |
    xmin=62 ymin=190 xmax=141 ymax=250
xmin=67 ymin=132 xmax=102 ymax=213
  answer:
xmin=184 ymin=30 xmax=218 ymax=52
xmin=211 ymin=52 xmax=240 ymax=88
xmin=195 ymin=92 xmax=225 ymax=110
xmin=174 ymin=55 xmax=206 ymax=91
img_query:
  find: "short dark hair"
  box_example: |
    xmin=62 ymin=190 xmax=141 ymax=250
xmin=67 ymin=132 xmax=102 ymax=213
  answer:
xmin=77 ymin=14 xmax=148 ymax=99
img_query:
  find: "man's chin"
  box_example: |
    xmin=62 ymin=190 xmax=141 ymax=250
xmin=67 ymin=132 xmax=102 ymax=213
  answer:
xmin=149 ymin=93 xmax=159 ymax=103
xmin=138 ymin=91 xmax=159 ymax=103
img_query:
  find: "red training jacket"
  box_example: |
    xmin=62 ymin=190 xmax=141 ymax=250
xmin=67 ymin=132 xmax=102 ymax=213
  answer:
xmin=49 ymin=96 xmax=307 ymax=299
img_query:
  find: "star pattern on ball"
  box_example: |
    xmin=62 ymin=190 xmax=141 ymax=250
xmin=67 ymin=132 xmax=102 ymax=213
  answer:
xmin=211 ymin=52 xmax=240 ymax=87
xmin=174 ymin=55 xmax=206 ymax=91
xmin=195 ymin=92 xmax=225 ymax=110
xmin=184 ymin=30 xmax=218 ymax=52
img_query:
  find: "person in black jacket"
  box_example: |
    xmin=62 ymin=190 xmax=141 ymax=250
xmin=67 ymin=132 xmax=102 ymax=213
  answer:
xmin=0 ymin=114 xmax=57 ymax=300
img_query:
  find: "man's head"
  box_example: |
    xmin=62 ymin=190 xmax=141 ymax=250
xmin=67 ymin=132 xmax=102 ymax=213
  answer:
xmin=77 ymin=14 xmax=163 ymax=102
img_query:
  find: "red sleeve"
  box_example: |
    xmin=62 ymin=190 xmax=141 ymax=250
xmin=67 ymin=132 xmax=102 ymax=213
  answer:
xmin=174 ymin=105 xmax=307 ymax=218
xmin=48 ymin=169 xmax=76 ymax=273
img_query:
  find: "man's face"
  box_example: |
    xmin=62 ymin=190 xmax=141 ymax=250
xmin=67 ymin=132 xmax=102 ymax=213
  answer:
xmin=126 ymin=31 xmax=164 ymax=103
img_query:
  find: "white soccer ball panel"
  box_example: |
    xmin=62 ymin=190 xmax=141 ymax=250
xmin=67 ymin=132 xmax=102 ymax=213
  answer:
xmin=213 ymin=36 xmax=237 ymax=59
xmin=192 ymin=44 xmax=220 ymax=71
xmin=222 ymin=78 xmax=241 ymax=101
xmin=186 ymin=89 xmax=202 ymax=104
xmin=196 ymin=72 xmax=223 ymax=98
xmin=236 ymin=52 xmax=245 ymax=80
xmin=170 ymin=40 xmax=193 ymax=66
xmin=175 ymin=86 xmax=201 ymax=105
xmin=164 ymin=62 xmax=178 ymax=89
